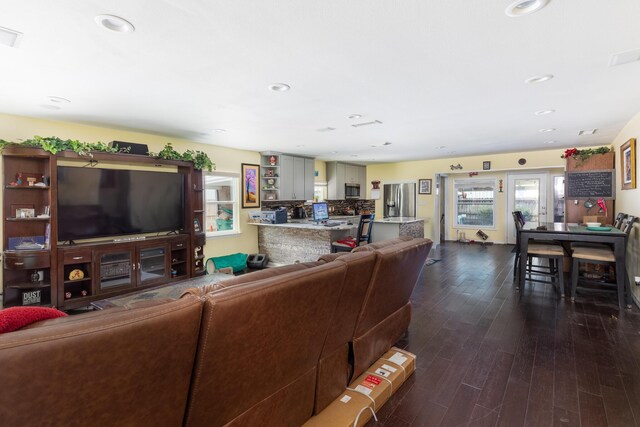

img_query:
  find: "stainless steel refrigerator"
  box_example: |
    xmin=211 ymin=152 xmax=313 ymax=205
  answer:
xmin=383 ymin=183 xmax=416 ymax=217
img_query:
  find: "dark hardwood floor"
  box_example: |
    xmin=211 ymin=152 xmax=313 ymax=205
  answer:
xmin=369 ymin=242 xmax=640 ymax=427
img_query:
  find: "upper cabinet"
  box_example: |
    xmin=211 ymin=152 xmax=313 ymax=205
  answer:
xmin=261 ymin=153 xmax=314 ymax=201
xmin=326 ymin=162 xmax=367 ymax=200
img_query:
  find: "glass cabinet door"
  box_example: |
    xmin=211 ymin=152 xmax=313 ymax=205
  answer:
xmin=138 ymin=245 xmax=168 ymax=286
xmin=99 ymin=250 xmax=133 ymax=292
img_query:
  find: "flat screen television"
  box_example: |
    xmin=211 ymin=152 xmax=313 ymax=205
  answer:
xmin=57 ymin=166 xmax=184 ymax=241
xmin=312 ymin=202 xmax=329 ymax=222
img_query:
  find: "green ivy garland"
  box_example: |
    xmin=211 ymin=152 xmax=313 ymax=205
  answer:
xmin=0 ymin=137 xmax=215 ymax=171
xmin=561 ymin=146 xmax=612 ymax=163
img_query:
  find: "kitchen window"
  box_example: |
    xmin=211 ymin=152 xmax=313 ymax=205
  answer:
xmin=454 ymin=179 xmax=496 ymax=228
xmin=204 ymin=172 xmax=240 ymax=236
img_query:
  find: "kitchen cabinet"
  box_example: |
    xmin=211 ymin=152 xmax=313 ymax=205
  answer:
xmin=327 ymin=162 xmax=367 ymax=200
xmin=261 ymin=153 xmax=314 ymax=201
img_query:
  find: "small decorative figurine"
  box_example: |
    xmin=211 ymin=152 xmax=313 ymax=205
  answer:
xmin=80 ymin=290 xmax=88 ymax=297
xmin=269 ymin=155 xmax=277 ymax=166
xmin=65 ymin=291 xmax=72 ymax=299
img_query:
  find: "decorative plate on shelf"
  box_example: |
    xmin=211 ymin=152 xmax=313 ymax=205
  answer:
xmin=69 ymin=269 xmax=85 ymax=281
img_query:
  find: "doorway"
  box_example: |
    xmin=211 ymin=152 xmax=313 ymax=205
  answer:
xmin=506 ymin=173 xmax=548 ymax=244
xmin=433 ymin=174 xmax=449 ymax=246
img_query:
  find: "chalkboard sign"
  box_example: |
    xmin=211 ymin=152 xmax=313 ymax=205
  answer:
xmin=565 ymin=169 xmax=615 ymax=199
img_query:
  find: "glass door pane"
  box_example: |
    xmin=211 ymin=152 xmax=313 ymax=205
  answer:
xmin=514 ymin=178 xmax=541 ymax=224
xmin=99 ymin=251 xmax=132 ymax=291
xmin=139 ymin=246 xmax=166 ymax=285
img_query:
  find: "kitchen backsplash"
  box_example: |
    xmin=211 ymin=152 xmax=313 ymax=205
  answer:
xmin=262 ymin=199 xmax=375 ymax=217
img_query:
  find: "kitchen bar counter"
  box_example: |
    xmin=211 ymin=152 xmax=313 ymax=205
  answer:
xmin=372 ymin=217 xmax=424 ymax=242
xmin=374 ymin=217 xmax=423 ymax=224
xmin=249 ymin=221 xmax=357 ymax=265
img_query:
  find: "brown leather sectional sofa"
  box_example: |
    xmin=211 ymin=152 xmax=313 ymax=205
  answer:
xmin=0 ymin=237 xmax=432 ymax=426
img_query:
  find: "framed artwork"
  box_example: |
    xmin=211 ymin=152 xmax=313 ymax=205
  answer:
xmin=483 ymin=161 xmax=491 ymax=170
xmin=621 ymin=138 xmax=636 ymax=190
xmin=241 ymin=163 xmax=260 ymax=208
xmin=418 ymin=179 xmax=432 ymax=195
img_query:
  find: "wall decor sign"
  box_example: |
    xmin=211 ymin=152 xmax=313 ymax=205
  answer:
xmin=620 ymin=138 xmax=636 ymax=190
xmin=418 ymin=179 xmax=432 ymax=195
xmin=483 ymin=161 xmax=491 ymax=170
xmin=241 ymin=163 xmax=260 ymax=208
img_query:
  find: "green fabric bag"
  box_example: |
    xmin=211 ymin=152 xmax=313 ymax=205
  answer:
xmin=206 ymin=253 xmax=248 ymax=273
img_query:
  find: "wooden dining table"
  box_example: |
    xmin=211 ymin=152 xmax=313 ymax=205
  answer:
xmin=518 ymin=222 xmax=629 ymax=309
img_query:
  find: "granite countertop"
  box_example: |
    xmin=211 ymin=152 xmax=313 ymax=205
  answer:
xmin=374 ymin=217 xmax=424 ymax=224
xmin=249 ymin=221 xmax=357 ymax=231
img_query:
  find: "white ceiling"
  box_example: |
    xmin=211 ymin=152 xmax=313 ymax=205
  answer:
xmin=1 ymin=0 xmax=639 ymax=163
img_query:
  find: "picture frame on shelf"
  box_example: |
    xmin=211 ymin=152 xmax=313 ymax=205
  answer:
xmin=10 ymin=203 xmax=34 ymax=218
xmin=241 ymin=163 xmax=261 ymax=208
xmin=621 ymin=138 xmax=636 ymax=190
xmin=483 ymin=161 xmax=491 ymax=170
xmin=418 ymin=179 xmax=432 ymax=195
xmin=15 ymin=208 xmax=35 ymax=218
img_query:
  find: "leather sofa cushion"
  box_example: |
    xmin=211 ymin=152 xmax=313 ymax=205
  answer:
xmin=184 ymin=262 xmax=348 ymax=426
xmin=0 ymin=295 xmax=204 ymax=427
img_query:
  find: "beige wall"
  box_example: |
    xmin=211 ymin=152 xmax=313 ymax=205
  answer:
xmin=367 ymin=149 xmax=566 ymax=242
xmin=0 ymin=113 xmax=261 ymax=262
xmin=610 ymin=111 xmax=640 ymax=305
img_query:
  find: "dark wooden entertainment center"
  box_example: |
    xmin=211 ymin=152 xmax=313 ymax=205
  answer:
xmin=2 ymin=146 xmax=206 ymax=309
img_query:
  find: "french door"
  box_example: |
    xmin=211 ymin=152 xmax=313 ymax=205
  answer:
xmin=506 ymin=173 xmax=548 ymax=244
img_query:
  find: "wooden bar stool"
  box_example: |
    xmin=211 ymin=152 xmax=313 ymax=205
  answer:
xmin=570 ymin=215 xmax=636 ymax=307
xmin=512 ymin=211 xmax=566 ymax=297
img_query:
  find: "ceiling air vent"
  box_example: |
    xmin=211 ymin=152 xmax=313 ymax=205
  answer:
xmin=578 ymin=129 xmax=597 ymax=136
xmin=609 ymin=48 xmax=640 ymax=67
xmin=0 ymin=26 xmax=23 ymax=48
xmin=352 ymin=120 xmax=382 ymax=128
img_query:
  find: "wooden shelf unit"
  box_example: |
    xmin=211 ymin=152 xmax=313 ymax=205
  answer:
xmin=2 ymin=147 xmax=205 ymax=309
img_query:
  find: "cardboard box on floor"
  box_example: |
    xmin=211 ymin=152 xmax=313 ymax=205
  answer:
xmin=303 ymin=347 xmax=416 ymax=427
xmin=303 ymin=390 xmax=375 ymax=427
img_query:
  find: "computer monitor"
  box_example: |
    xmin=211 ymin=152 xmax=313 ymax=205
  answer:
xmin=312 ymin=202 xmax=329 ymax=222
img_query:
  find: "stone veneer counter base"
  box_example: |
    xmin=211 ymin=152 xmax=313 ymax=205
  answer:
xmin=251 ymin=223 xmax=357 ymax=265
xmin=372 ymin=218 xmax=425 ymax=242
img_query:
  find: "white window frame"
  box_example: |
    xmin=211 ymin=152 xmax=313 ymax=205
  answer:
xmin=453 ymin=178 xmax=497 ymax=230
xmin=204 ymin=171 xmax=241 ymax=238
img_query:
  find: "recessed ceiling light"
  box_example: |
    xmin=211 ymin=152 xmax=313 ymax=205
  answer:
xmin=525 ymin=74 xmax=554 ymax=84
xmin=95 ymin=14 xmax=135 ymax=33
xmin=383 ymin=142 xmax=392 ymax=146
xmin=505 ymin=0 xmax=550 ymax=17
xmin=213 ymin=128 xmax=226 ymax=133
xmin=48 ymin=96 xmax=71 ymax=104
xmin=350 ymin=155 xmax=359 ymax=157
xmin=534 ymin=109 xmax=555 ymax=115
xmin=348 ymin=114 xmax=362 ymax=120
xmin=370 ymin=144 xmax=377 ymax=147
xmin=330 ymin=151 xmax=338 ymax=154
xmin=539 ymin=128 xmax=556 ymax=133
xmin=40 ymin=104 xmax=61 ymax=110
xmin=268 ymin=83 xmax=290 ymax=92
xmin=296 ymin=144 xmax=305 ymax=147
xmin=436 ymin=146 xmax=446 ymax=149
xmin=317 ymin=127 xmax=336 ymax=132
xmin=0 ymin=26 xmax=23 ymax=48
xmin=544 ymin=140 xmax=557 ymax=144
xmin=578 ymin=129 xmax=597 ymax=136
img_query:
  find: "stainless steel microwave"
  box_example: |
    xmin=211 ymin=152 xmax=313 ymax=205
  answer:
xmin=345 ymin=183 xmax=361 ymax=199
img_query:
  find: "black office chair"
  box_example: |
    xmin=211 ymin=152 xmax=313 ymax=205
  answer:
xmin=513 ymin=211 xmax=566 ymax=297
xmin=331 ymin=214 xmax=375 ymax=253
xmin=571 ymin=215 xmax=636 ymax=304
